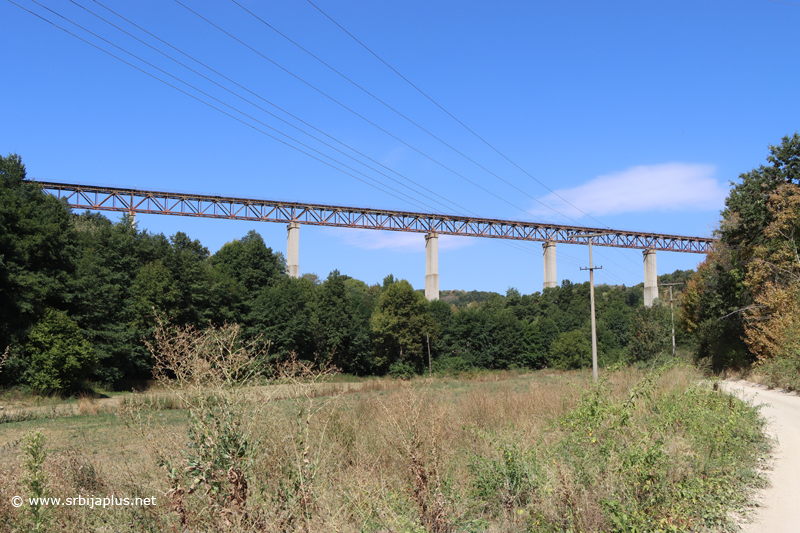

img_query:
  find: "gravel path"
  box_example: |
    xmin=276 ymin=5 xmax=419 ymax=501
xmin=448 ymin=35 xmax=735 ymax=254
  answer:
xmin=723 ymin=380 xmax=800 ymax=533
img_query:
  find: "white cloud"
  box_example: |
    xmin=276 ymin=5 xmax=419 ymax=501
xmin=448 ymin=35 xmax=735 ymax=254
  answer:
xmin=533 ymin=163 xmax=727 ymax=220
xmin=325 ymin=228 xmax=473 ymax=252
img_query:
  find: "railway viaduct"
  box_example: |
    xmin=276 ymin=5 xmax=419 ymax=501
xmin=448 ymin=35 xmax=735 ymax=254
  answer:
xmin=33 ymin=181 xmax=714 ymax=306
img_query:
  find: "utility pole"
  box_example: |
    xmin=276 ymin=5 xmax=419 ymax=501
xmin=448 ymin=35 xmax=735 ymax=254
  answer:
xmin=660 ymin=282 xmax=684 ymax=358
xmin=427 ymin=334 xmax=432 ymax=377
xmin=579 ymin=233 xmax=606 ymax=382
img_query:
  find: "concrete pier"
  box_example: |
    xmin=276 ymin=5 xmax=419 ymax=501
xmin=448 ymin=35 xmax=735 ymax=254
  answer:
xmin=425 ymin=232 xmax=439 ymax=301
xmin=543 ymin=241 xmax=557 ymax=289
xmin=287 ymin=222 xmax=300 ymax=278
xmin=643 ymin=249 xmax=658 ymax=307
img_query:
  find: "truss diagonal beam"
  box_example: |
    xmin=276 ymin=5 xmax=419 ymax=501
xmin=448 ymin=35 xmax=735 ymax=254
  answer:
xmin=32 ymin=181 xmax=715 ymax=253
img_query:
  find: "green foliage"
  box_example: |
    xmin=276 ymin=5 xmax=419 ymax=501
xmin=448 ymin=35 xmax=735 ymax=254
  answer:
xmin=388 ymin=360 xmax=416 ymax=379
xmin=756 ymin=356 xmax=800 ymax=391
xmin=469 ymin=368 xmax=768 ymax=532
xmin=20 ymin=429 xmax=49 ymax=531
xmin=469 ymin=438 xmax=538 ymax=515
xmin=211 ymin=230 xmax=285 ymax=295
xmin=371 ymin=279 xmax=433 ymax=372
xmin=629 ymin=305 xmax=671 ymax=363
xmin=549 ymin=329 xmax=591 ymax=370
xmin=71 ymin=214 xmax=150 ymax=385
xmin=249 ymin=276 xmax=316 ymax=359
xmin=0 ymin=155 xmax=720 ymax=389
xmin=314 ymin=270 xmax=372 ymax=374
xmin=683 ymin=133 xmax=800 ymax=371
xmin=438 ymin=289 xmax=502 ymax=308
xmin=24 ymin=308 xmax=96 ymax=394
xmin=0 ymin=154 xmax=76 ymax=384
xmin=519 ymin=320 xmax=548 ymax=368
xmin=130 ymin=259 xmax=179 ymax=328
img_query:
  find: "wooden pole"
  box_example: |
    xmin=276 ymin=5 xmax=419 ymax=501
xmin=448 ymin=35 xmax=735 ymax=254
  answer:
xmin=588 ymin=239 xmax=598 ymax=381
xmin=427 ymin=334 xmax=432 ymax=377
xmin=579 ymin=233 xmax=606 ymax=382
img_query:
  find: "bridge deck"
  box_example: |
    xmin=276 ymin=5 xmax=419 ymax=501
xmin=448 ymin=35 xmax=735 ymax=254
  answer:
xmin=32 ymin=181 xmax=714 ymax=253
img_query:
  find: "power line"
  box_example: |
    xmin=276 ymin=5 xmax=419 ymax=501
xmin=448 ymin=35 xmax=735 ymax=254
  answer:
xmin=10 ymin=0 xmax=560 ymax=271
xmin=10 ymin=0 xmax=435 ymax=213
xmin=304 ymin=0 xmax=610 ymax=228
xmin=229 ymin=0 xmax=584 ymax=225
xmin=103 ymin=0 xmax=665 ymax=281
xmin=303 ymin=0 xmax=677 ymax=280
xmin=174 ymin=0 xmax=617 ymax=274
xmin=12 ymin=0 xmax=685 ymax=288
xmin=87 ymin=0 xmax=484 ymax=219
xmin=170 ymin=0 xmax=556 ymax=224
xmin=72 ymin=0 xmax=470 ymax=216
xmin=86 ymin=0 xmax=574 ymax=266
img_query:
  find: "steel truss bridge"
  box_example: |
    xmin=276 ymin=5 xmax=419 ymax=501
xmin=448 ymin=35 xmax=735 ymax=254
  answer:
xmin=33 ymin=181 xmax=714 ymax=253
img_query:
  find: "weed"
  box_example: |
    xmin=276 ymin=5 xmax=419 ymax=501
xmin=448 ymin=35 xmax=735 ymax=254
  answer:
xmin=76 ymin=393 xmax=99 ymax=416
xmin=137 ymin=315 xmax=270 ymax=530
xmin=0 ymin=410 xmax=39 ymax=425
xmin=378 ymin=388 xmax=457 ymax=533
xmin=20 ymin=430 xmax=48 ymax=532
xmin=0 ymin=364 xmax=770 ymax=533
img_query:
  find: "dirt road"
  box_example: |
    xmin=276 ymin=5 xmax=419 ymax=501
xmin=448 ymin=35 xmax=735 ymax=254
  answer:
xmin=724 ymin=380 xmax=800 ymax=532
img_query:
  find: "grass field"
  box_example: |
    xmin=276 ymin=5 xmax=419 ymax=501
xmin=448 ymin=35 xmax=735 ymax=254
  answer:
xmin=0 ymin=364 xmax=769 ymax=532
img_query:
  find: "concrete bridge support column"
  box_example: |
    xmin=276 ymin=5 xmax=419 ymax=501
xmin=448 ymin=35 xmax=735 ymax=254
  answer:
xmin=287 ymin=222 xmax=300 ymax=278
xmin=643 ymin=248 xmax=658 ymax=307
xmin=543 ymin=241 xmax=557 ymax=289
xmin=425 ymin=232 xmax=439 ymax=301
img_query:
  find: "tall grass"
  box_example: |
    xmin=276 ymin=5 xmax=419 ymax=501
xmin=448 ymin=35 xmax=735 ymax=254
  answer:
xmin=0 ymin=350 xmax=768 ymax=532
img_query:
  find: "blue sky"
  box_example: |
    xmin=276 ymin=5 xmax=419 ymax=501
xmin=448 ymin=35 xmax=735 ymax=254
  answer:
xmin=3 ymin=0 xmax=799 ymax=295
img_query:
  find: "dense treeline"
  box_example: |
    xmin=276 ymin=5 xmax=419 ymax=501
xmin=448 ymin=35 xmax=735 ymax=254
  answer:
xmin=1 ymin=153 xmax=686 ymax=393
xmin=682 ymin=133 xmax=800 ymax=387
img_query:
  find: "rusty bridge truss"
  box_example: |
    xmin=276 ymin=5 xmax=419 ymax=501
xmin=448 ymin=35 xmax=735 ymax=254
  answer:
xmin=33 ymin=181 xmax=714 ymax=253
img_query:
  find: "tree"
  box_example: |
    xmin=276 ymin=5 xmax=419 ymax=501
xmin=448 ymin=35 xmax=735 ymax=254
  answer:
xmin=427 ymin=298 xmax=455 ymax=364
xmin=742 ymin=183 xmax=800 ymax=363
xmin=370 ymin=279 xmax=432 ymax=373
xmin=131 ymin=260 xmax=179 ymax=328
xmin=162 ymin=232 xmax=245 ymax=327
xmin=248 ymin=276 xmax=316 ymax=360
xmin=211 ymin=230 xmax=285 ymax=295
xmin=520 ymin=320 xmax=548 ymax=368
xmin=682 ymin=133 xmax=800 ymax=369
xmin=70 ymin=213 xmax=146 ymax=385
xmin=314 ymin=270 xmax=372 ymax=373
xmin=0 ymin=154 xmax=76 ymax=385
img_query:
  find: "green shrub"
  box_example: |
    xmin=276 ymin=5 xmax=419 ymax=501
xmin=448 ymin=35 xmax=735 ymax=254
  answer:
xmin=389 ymin=360 xmax=416 ymax=380
xmin=757 ymin=356 xmax=800 ymax=391
xmin=432 ymin=356 xmax=472 ymax=374
xmin=549 ymin=330 xmax=591 ymax=370
xmin=24 ymin=308 xmax=96 ymax=394
xmin=629 ymin=305 xmax=671 ymax=362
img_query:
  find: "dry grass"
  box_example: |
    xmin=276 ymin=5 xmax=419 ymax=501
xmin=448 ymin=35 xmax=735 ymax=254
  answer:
xmin=0 ymin=359 xmax=768 ymax=532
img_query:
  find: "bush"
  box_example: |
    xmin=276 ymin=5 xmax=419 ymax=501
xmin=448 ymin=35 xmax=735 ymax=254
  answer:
xmin=24 ymin=309 xmax=96 ymax=394
xmin=757 ymin=356 xmax=800 ymax=391
xmin=629 ymin=304 xmax=671 ymax=362
xmin=388 ymin=360 xmax=416 ymax=380
xmin=549 ymin=330 xmax=591 ymax=370
xmin=432 ymin=356 xmax=472 ymax=375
